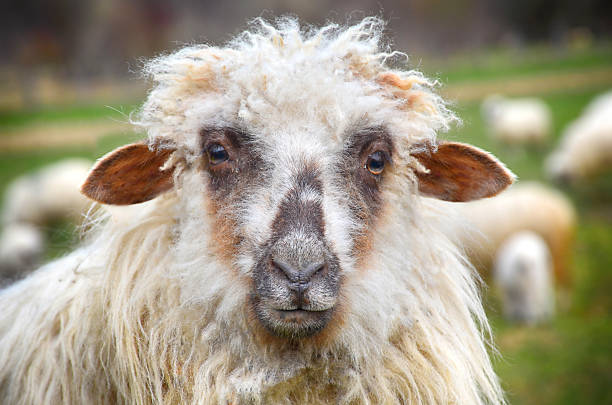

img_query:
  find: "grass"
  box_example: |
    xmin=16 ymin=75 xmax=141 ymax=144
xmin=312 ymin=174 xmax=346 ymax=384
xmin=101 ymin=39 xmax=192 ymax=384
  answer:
xmin=492 ymin=316 xmax=612 ymax=405
xmin=0 ymin=46 xmax=611 ymax=404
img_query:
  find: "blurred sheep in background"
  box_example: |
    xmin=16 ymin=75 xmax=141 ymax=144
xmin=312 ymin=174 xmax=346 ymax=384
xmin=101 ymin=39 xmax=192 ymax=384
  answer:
xmin=454 ymin=182 xmax=576 ymax=286
xmin=546 ymin=90 xmax=612 ymax=183
xmin=0 ymin=223 xmax=44 ymax=283
xmin=494 ymin=231 xmax=555 ymax=324
xmin=481 ymin=95 xmax=552 ymax=145
xmin=0 ymin=158 xmax=93 ymax=280
xmin=2 ymin=158 xmax=93 ymax=225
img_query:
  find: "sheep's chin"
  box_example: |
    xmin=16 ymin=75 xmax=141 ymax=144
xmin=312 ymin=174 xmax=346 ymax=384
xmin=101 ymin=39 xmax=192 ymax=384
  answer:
xmin=253 ymin=302 xmax=335 ymax=339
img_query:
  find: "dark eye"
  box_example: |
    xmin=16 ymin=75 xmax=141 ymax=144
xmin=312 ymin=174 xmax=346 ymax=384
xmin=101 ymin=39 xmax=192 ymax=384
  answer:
xmin=366 ymin=151 xmax=385 ymax=175
xmin=208 ymin=143 xmax=229 ymax=165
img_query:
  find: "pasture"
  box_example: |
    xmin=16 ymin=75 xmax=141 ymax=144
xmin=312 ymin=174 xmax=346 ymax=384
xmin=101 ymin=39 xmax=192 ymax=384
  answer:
xmin=1 ymin=44 xmax=611 ymax=404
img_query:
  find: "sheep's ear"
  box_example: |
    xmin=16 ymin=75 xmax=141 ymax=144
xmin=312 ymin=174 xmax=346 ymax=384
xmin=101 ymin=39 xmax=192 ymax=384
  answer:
xmin=412 ymin=141 xmax=515 ymax=202
xmin=81 ymin=143 xmax=176 ymax=205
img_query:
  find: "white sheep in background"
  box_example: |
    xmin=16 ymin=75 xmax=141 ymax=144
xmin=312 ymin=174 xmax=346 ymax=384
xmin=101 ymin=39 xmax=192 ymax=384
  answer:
xmin=0 ymin=159 xmax=93 ymax=280
xmin=494 ymin=231 xmax=555 ymax=324
xmin=546 ymin=90 xmax=612 ymax=183
xmin=0 ymin=18 xmax=515 ymax=404
xmin=2 ymin=158 xmax=93 ymax=226
xmin=481 ymin=95 xmax=552 ymax=145
xmin=0 ymin=223 xmax=44 ymax=283
xmin=452 ymin=182 xmax=576 ymax=286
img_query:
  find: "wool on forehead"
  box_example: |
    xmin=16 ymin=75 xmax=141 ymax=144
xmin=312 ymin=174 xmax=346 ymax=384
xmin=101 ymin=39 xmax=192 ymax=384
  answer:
xmin=135 ymin=17 xmax=457 ymax=154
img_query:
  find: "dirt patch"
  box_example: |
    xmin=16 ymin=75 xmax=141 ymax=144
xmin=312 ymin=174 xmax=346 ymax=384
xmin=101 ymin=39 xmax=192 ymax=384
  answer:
xmin=442 ymin=67 xmax=612 ymax=102
xmin=0 ymin=120 xmax=135 ymax=152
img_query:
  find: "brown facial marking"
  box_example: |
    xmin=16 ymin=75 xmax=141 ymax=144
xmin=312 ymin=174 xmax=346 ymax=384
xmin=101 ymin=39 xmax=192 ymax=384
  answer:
xmin=269 ymin=163 xmax=325 ymax=242
xmin=377 ymin=72 xmax=421 ymax=91
xmin=81 ymin=143 xmax=176 ymax=205
xmin=337 ymin=128 xmax=394 ymax=264
xmin=412 ymin=141 xmax=515 ymax=202
xmin=199 ymin=128 xmax=265 ymax=264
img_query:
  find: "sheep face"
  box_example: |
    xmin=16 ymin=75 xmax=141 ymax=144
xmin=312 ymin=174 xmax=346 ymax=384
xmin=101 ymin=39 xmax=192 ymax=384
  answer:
xmin=189 ymin=125 xmax=400 ymax=339
xmin=82 ymin=132 xmax=513 ymax=342
xmin=201 ymin=127 xmax=351 ymax=339
xmin=80 ymin=19 xmax=515 ymax=342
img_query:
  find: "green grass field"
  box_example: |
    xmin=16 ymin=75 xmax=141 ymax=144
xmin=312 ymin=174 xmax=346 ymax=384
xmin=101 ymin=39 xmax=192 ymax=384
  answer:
xmin=0 ymin=45 xmax=611 ymax=404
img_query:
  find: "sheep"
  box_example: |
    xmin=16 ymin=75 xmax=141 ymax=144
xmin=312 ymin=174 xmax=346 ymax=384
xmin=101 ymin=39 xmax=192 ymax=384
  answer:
xmin=493 ymin=231 xmax=555 ymax=324
xmin=481 ymin=95 xmax=552 ymax=145
xmin=0 ymin=223 xmax=44 ymax=283
xmin=452 ymin=182 xmax=576 ymax=286
xmin=2 ymin=158 xmax=93 ymax=226
xmin=546 ymin=90 xmax=612 ymax=183
xmin=0 ymin=158 xmax=93 ymax=279
xmin=0 ymin=18 xmax=515 ymax=405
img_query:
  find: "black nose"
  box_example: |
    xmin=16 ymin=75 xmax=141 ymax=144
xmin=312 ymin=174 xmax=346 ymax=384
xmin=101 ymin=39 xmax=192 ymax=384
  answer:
xmin=272 ymin=258 xmax=325 ymax=286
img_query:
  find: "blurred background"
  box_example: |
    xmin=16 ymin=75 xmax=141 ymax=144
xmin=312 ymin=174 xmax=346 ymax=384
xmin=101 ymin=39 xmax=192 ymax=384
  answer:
xmin=1 ymin=1 xmax=611 ymax=404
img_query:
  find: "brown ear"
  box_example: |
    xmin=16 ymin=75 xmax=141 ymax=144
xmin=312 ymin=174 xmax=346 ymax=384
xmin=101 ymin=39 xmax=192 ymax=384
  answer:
xmin=81 ymin=143 xmax=176 ymax=205
xmin=412 ymin=141 xmax=515 ymax=202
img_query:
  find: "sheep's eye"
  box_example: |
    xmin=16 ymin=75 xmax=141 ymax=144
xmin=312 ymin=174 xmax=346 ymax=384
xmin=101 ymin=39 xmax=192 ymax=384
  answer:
xmin=208 ymin=143 xmax=229 ymax=165
xmin=366 ymin=151 xmax=385 ymax=175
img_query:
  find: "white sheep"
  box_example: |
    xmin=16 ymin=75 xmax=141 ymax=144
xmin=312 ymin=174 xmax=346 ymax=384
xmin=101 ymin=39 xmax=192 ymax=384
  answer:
xmin=546 ymin=90 xmax=612 ymax=183
xmin=494 ymin=231 xmax=555 ymax=324
xmin=0 ymin=158 xmax=93 ymax=279
xmin=0 ymin=223 xmax=44 ymax=283
xmin=481 ymin=95 xmax=552 ymax=145
xmin=2 ymin=158 xmax=93 ymax=226
xmin=0 ymin=18 xmax=514 ymax=404
xmin=452 ymin=182 xmax=576 ymax=286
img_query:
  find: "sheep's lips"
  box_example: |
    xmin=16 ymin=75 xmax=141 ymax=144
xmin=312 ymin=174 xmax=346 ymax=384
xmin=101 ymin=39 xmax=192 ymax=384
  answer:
xmin=252 ymin=296 xmax=336 ymax=339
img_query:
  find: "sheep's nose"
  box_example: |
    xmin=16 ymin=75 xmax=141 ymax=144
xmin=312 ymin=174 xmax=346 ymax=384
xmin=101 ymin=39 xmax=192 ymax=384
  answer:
xmin=272 ymin=258 xmax=325 ymax=286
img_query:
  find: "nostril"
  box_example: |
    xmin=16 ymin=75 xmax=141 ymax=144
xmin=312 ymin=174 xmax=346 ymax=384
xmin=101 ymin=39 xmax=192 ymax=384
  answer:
xmin=271 ymin=258 xmax=326 ymax=284
xmin=271 ymin=258 xmax=300 ymax=282
xmin=301 ymin=261 xmax=325 ymax=282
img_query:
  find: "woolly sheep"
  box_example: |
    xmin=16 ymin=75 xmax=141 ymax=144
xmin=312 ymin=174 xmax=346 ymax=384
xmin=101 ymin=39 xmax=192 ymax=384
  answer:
xmin=452 ymin=182 xmax=575 ymax=285
xmin=0 ymin=223 xmax=44 ymax=282
xmin=481 ymin=95 xmax=552 ymax=145
xmin=546 ymin=90 xmax=612 ymax=183
xmin=494 ymin=231 xmax=555 ymax=324
xmin=0 ymin=159 xmax=93 ymax=279
xmin=0 ymin=18 xmax=515 ymax=405
xmin=2 ymin=158 xmax=93 ymax=226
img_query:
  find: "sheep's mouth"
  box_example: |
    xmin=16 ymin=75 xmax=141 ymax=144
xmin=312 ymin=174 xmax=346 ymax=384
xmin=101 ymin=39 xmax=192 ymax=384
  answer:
xmin=274 ymin=308 xmax=330 ymax=320
xmin=253 ymin=299 xmax=335 ymax=339
xmin=270 ymin=307 xmax=334 ymax=338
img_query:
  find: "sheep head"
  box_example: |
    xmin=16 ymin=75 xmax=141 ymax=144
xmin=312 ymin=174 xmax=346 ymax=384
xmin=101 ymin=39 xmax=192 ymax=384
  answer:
xmin=82 ymin=138 xmax=512 ymax=340
xmin=81 ymin=18 xmax=514 ymax=341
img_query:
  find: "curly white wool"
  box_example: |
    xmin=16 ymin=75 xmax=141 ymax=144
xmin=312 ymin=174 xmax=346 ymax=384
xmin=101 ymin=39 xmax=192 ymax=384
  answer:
xmin=136 ymin=17 xmax=455 ymax=158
